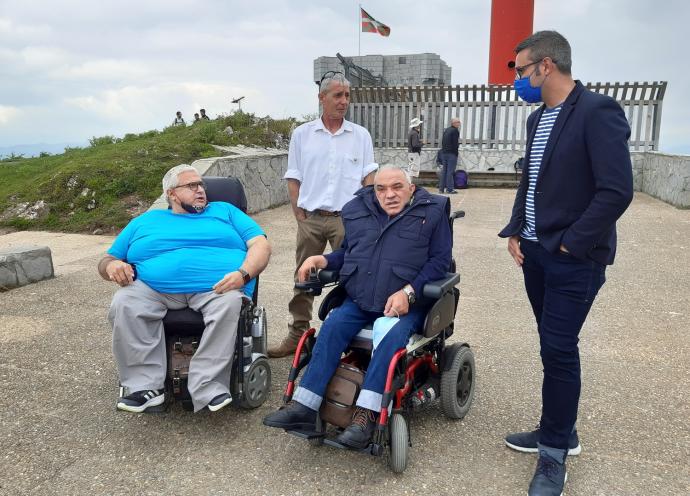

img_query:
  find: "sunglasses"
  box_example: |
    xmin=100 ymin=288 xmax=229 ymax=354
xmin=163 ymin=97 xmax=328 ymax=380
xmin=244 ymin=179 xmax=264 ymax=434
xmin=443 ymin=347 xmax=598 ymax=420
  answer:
xmin=316 ymin=70 xmax=345 ymax=87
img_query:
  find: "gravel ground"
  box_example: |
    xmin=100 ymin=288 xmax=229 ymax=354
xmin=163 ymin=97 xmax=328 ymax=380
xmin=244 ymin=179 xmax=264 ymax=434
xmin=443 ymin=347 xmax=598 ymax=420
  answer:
xmin=1 ymin=189 xmax=688 ymax=495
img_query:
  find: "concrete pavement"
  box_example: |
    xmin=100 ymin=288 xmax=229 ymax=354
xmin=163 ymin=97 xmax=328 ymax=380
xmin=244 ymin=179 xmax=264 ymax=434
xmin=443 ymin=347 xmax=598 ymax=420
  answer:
xmin=1 ymin=189 xmax=688 ymax=495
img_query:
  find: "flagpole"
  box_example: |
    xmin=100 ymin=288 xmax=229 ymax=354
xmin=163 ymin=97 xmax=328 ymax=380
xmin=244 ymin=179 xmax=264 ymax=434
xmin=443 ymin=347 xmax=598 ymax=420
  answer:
xmin=358 ymin=3 xmax=361 ymax=57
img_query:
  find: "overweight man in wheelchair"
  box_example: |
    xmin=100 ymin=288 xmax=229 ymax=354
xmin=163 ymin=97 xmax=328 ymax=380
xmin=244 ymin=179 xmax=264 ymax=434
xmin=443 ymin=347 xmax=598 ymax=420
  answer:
xmin=99 ymin=164 xmax=271 ymax=414
xmin=264 ymin=164 xmax=452 ymax=449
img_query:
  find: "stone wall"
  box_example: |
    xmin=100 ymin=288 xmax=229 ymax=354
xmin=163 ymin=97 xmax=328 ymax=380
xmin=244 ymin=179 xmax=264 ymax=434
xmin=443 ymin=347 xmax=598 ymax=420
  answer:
xmin=632 ymin=151 xmax=690 ymax=208
xmin=150 ymin=146 xmax=289 ymax=213
xmin=375 ymin=148 xmax=522 ymax=173
xmin=377 ymin=148 xmax=690 ymax=208
xmin=149 ymin=146 xmax=688 ymax=213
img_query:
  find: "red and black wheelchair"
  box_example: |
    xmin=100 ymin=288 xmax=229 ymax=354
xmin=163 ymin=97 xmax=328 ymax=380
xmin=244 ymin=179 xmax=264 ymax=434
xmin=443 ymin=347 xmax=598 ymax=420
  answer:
xmin=278 ymin=210 xmax=475 ymax=472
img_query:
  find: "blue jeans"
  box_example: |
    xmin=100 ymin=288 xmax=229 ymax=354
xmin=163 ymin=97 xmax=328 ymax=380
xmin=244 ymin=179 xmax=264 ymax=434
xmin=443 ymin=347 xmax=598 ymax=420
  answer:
xmin=439 ymin=152 xmax=458 ymax=191
xmin=520 ymin=239 xmax=606 ymax=451
xmin=293 ymin=297 xmax=428 ymax=412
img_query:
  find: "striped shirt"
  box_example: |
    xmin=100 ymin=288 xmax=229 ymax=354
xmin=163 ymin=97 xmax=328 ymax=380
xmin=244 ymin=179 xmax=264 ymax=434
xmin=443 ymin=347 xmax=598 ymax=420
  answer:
xmin=520 ymin=105 xmax=562 ymax=241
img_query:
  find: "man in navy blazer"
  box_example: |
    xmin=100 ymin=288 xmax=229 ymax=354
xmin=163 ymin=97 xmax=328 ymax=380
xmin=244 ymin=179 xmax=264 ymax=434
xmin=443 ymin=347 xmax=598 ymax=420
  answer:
xmin=498 ymin=31 xmax=633 ymax=495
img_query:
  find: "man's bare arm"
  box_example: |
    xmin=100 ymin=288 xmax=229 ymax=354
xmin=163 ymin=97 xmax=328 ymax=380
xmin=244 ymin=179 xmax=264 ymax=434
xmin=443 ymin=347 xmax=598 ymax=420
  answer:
xmin=213 ymin=235 xmax=272 ymax=294
xmin=98 ymin=255 xmax=135 ymax=286
xmin=362 ymin=171 xmax=375 ymax=186
xmin=287 ymin=179 xmax=306 ymax=221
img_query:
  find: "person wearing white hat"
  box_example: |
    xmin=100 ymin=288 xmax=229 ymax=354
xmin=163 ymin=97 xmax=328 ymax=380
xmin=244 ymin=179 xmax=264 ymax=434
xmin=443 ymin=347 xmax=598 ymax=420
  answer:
xmin=407 ymin=117 xmax=423 ymax=177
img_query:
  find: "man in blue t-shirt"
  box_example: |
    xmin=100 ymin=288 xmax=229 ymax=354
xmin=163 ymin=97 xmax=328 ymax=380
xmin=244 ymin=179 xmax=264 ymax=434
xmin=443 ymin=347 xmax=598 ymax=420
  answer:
xmin=98 ymin=164 xmax=271 ymax=414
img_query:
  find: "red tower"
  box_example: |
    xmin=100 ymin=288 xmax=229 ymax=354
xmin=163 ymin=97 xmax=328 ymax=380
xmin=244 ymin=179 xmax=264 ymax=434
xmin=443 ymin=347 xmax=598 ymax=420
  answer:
xmin=488 ymin=0 xmax=535 ymax=85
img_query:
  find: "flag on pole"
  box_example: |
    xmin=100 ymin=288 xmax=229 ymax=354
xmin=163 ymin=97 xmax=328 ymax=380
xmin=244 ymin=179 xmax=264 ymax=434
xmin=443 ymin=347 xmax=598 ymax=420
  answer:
xmin=361 ymin=7 xmax=391 ymax=37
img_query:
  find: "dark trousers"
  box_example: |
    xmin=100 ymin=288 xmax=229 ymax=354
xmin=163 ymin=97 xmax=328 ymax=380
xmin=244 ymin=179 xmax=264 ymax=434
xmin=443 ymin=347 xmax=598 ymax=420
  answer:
xmin=520 ymin=239 xmax=606 ymax=450
xmin=439 ymin=152 xmax=458 ymax=191
xmin=297 ymin=297 xmax=428 ymax=412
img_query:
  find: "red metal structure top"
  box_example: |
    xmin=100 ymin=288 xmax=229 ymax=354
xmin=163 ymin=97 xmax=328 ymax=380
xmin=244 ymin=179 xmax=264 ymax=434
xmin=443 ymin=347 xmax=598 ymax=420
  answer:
xmin=488 ymin=0 xmax=535 ymax=85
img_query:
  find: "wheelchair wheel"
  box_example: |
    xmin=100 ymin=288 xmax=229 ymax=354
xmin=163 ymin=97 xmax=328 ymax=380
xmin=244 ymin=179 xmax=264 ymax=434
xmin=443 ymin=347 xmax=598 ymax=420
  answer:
xmin=388 ymin=413 xmax=409 ymax=473
xmin=239 ymin=357 xmax=271 ymax=409
xmin=440 ymin=343 xmax=475 ymax=420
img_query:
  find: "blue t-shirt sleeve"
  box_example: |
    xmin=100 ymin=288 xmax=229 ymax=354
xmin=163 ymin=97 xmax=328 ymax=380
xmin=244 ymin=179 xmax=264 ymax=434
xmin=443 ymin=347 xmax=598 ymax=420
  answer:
xmin=225 ymin=203 xmax=265 ymax=243
xmin=107 ymin=218 xmax=137 ymax=260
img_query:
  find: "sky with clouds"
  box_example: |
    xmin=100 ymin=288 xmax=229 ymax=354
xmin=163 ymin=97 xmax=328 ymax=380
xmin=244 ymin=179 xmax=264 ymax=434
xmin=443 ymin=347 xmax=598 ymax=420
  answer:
xmin=1 ymin=0 xmax=688 ymax=154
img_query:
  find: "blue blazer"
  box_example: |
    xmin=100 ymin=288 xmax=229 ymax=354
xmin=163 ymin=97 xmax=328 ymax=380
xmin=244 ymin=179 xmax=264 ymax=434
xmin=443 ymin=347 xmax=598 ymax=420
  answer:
xmin=498 ymin=81 xmax=634 ymax=265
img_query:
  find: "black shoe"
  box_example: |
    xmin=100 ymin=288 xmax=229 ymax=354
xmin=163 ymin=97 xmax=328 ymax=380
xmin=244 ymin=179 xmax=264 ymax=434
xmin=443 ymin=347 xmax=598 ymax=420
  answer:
xmin=505 ymin=425 xmax=581 ymax=456
xmin=528 ymin=452 xmax=567 ymax=496
xmin=208 ymin=393 xmax=232 ymax=412
xmin=262 ymin=401 xmax=316 ymax=430
xmin=117 ymin=389 xmax=165 ymax=413
xmin=336 ymin=407 xmax=377 ymax=449
xmin=438 ymin=189 xmax=445 ymax=194
xmin=447 ymin=190 xmax=458 ymax=194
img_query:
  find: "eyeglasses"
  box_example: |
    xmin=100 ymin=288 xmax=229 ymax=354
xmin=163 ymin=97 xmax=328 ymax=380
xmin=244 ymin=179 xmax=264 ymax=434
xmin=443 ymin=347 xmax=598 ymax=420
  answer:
xmin=514 ymin=59 xmax=544 ymax=79
xmin=317 ymin=70 xmax=345 ymax=88
xmin=174 ymin=181 xmax=206 ymax=192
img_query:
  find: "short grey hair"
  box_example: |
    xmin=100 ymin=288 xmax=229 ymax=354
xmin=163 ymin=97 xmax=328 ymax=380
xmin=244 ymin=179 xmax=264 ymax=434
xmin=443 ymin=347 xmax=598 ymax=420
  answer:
xmin=162 ymin=164 xmax=199 ymax=204
xmin=319 ymin=72 xmax=351 ymax=95
xmin=375 ymin=164 xmax=411 ymax=184
xmin=515 ymin=30 xmax=572 ymax=75
xmin=450 ymin=117 xmax=461 ymax=125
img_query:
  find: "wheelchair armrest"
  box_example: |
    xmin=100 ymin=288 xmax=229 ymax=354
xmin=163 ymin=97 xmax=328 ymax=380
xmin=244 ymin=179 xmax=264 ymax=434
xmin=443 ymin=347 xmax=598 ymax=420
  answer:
xmin=318 ymin=269 xmax=340 ymax=284
xmin=422 ymin=273 xmax=460 ymax=300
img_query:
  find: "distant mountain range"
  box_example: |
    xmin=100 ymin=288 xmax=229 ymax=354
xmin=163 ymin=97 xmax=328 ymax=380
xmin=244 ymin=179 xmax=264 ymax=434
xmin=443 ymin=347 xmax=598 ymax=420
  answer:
xmin=0 ymin=141 xmax=88 ymax=158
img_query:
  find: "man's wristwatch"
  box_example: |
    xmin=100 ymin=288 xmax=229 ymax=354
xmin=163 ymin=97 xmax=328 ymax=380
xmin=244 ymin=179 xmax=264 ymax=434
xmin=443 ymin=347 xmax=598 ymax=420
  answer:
xmin=402 ymin=284 xmax=416 ymax=305
xmin=238 ymin=268 xmax=251 ymax=284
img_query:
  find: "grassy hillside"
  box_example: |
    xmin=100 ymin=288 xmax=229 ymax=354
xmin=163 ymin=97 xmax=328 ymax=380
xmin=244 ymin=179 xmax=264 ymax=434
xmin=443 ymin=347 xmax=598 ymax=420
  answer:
xmin=0 ymin=112 xmax=295 ymax=233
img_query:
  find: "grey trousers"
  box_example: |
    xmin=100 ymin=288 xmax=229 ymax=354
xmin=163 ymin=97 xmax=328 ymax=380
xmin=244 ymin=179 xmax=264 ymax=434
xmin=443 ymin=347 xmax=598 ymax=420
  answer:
xmin=108 ymin=280 xmax=243 ymax=412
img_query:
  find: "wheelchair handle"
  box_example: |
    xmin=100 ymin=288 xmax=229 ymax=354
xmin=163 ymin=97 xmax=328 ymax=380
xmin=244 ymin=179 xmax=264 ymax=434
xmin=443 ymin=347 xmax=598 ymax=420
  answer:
xmin=294 ymin=268 xmax=324 ymax=295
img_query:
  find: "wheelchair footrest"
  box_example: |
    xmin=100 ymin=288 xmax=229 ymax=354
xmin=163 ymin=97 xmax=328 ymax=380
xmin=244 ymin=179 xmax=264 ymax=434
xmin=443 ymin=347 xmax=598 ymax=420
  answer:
xmin=286 ymin=430 xmax=380 ymax=455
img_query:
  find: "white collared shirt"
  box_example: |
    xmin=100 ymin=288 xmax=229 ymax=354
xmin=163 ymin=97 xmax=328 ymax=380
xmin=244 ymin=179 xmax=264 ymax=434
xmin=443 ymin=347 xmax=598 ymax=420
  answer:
xmin=284 ymin=117 xmax=377 ymax=212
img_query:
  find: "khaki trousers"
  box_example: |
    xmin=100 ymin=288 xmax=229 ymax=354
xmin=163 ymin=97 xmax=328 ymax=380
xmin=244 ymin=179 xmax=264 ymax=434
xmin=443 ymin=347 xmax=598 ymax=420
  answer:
xmin=287 ymin=213 xmax=345 ymax=341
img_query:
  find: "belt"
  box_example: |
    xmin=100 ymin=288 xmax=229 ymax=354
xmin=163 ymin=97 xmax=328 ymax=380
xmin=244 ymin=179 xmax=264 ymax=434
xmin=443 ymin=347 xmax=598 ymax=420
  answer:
xmin=310 ymin=209 xmax=341 ymax=217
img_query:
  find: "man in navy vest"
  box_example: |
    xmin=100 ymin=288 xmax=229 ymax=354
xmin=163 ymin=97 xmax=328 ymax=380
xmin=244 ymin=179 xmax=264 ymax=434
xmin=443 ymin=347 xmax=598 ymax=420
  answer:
xmin=498 ymin=31 xmax=633 ymax=496
xmin=264 ymin=165 xmax=451 ymax=449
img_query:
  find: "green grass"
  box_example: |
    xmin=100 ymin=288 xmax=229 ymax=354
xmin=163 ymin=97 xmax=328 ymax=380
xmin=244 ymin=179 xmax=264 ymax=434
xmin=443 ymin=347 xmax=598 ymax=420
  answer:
xmin=0 ymin=113 xmax=296 ymax=233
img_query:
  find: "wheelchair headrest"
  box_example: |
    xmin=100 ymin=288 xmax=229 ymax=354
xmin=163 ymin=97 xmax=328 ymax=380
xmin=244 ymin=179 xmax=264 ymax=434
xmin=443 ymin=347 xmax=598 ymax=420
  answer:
xmin=204 ymin=176 xmax=247 ymax=212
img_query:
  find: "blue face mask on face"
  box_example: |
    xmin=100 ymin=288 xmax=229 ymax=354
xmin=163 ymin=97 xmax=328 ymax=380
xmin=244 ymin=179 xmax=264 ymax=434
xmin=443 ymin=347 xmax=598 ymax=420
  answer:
xmin=514 ymin=74 xmax=543 ymax=104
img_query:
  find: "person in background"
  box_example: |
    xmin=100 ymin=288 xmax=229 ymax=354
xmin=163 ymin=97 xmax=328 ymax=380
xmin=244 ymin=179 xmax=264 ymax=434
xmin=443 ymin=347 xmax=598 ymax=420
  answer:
xmin=439 ymin=117 xmax=461 ymax=194
xmin=406 ymin=117 xmax=423 ymax=177
xmin=200 ymin=108 xmax=210 ymax=120
xmin=172 ymin=111 xmax=186 ymax=126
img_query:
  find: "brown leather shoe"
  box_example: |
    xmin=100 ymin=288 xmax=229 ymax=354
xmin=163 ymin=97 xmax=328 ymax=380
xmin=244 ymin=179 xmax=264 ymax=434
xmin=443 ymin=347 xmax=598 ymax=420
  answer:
xmin=267 ymin=336 xmax=300 ymax=358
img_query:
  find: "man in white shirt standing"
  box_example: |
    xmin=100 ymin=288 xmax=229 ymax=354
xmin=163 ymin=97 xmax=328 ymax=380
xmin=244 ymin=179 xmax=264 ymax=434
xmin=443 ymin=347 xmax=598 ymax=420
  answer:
xmin=268 ymin=71 xmax=377 ymax=358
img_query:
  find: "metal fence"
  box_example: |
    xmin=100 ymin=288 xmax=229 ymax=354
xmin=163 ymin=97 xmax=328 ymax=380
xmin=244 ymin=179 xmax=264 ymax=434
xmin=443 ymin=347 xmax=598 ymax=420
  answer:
xmin=348 ymin=82 xmax=667 ymax=151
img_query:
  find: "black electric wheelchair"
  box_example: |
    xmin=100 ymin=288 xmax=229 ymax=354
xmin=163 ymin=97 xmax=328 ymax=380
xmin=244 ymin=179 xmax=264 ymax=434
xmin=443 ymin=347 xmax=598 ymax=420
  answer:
xmin=278 ymin=210 xmax=475 ymax=473
xmin=117 ymin=176 xmax=271 ymax=412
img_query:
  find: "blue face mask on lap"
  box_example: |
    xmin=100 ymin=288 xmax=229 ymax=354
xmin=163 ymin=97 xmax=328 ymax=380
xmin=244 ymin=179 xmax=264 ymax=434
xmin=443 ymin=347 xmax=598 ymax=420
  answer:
xmin=514 ymin=75 xmax=543 ymax=104
xmin=372 ymin=316 xmax=400 ymax=351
